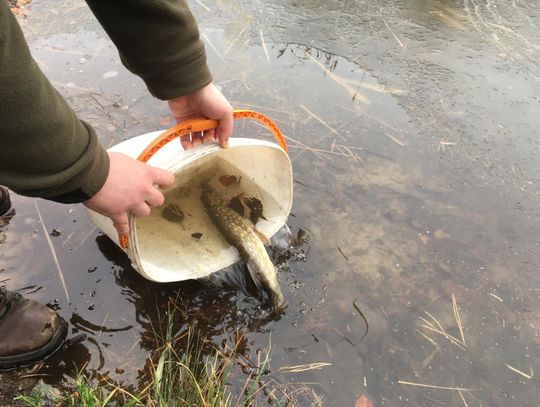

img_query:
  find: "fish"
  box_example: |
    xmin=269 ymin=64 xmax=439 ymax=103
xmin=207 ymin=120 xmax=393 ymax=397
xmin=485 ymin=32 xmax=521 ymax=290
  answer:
xmin=201 ymin=187 xmax=285 ymax=310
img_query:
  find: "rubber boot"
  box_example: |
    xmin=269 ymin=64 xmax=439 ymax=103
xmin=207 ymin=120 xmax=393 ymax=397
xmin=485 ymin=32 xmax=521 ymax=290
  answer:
xmin=0 ymin=287 xmax=67 ymax=370
xmin=0 ymin=187 xmax=10 ymax=217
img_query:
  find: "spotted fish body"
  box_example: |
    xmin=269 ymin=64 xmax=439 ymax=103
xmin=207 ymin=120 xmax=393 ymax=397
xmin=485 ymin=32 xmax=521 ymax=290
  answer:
xmin=201 ymin=189 xmax=284 ymax=309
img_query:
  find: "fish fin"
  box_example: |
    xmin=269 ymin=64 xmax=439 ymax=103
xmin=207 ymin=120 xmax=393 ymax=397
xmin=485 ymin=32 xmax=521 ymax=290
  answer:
xmin=246 ymin=261 xmax=265 ymax=295
xmin=253 ymin=228 xmax=271 ymax=246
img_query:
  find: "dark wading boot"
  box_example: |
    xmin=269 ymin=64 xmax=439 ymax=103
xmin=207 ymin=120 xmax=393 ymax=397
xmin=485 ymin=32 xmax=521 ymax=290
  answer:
xmin=0 ymin=187 xmax=11 ymax=217
xmin=0 ymin=287 xmax=67 ymax=371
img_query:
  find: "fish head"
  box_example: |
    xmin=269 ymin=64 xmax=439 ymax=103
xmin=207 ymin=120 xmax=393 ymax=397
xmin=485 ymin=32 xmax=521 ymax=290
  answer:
xmin=200 ymin=183 xmax=223 ymax=209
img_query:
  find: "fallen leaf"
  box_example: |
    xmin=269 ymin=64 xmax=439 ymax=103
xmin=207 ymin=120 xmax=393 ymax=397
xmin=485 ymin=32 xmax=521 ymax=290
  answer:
xmin=354 ymin=394 xmax=374 ymax=407
xmin=218 ymin=175 xmax=240 ymax=187
xmin=244 ymin=196 xmax=267 ymax=224
xmin=227 ymin=196 xmax=245 ymax=216
xmin=433 ymin=229 xmax=451 ymax=239
xmin=162 ymin=203 xmax=184 ymax=223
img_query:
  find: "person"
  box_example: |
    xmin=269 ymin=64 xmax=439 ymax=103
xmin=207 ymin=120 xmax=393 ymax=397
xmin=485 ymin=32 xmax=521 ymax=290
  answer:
xmin=0 ymin=0 xmax=233 ymax=370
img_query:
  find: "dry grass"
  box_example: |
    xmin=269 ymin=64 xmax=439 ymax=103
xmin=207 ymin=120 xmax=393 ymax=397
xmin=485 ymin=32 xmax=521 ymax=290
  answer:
xmin=417 ymin=293 xmax=467 ymax=351
xmin=33 ymin=201 xmax=70 ymax=302
xmin=397 ymin=380 xmax=479 ymax=391
xmin=505 ymin=364 xmax=533 ymax=380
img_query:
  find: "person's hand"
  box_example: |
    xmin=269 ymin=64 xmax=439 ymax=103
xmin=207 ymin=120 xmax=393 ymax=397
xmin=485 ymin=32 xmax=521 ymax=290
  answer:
xmin=84 ymin=152 xmax=174 ymax=235
xmin=168 ymin=83 xmax=233 ymax=150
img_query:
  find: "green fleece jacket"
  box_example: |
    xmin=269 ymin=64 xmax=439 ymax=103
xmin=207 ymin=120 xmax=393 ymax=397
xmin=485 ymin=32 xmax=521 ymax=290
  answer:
xmin=0 ymin=0 xmax=212 ymax=203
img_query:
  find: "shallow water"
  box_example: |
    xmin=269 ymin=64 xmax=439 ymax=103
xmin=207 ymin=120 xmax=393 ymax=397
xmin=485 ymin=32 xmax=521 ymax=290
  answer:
xmin=1 ymin=0 xmax=540 ymax=405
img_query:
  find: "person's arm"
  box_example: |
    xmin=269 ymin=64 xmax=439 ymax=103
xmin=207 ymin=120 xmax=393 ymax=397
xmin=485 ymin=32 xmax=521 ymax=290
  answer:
xmin=0 ymin=3 xmax=173 ymax=235
xmin=85 ymin=0 xmax=212 ymax=100
xmin=0 ymin=1 xmax=109 ymax=203
xmin=85 ymin=0 xmax=233 ymax=148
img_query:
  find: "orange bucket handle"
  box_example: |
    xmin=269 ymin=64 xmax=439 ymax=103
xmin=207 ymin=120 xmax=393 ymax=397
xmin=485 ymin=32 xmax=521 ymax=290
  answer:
xmin=118 ymin=109 xmax=287 ymax=249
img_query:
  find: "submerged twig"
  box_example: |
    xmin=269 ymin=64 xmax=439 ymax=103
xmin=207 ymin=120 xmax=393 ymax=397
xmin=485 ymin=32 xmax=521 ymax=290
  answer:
xmin=195 ymin=0 xmax=210 ymax=11
xmin=276 ymin=362 xmax=332 ymax=374
xmin=225 ymin=20 xmax=252 ymax=54
xmin=383 ymin=132 xmax=406 ymax=146
xmin=488 ymin=292 xmax=503 ymax=302
xmin=416 ymin=328 xmax=440 ymax=350
xmin=336 ymin=143 xmax=365 ymax=163
xmin=452 ymin=293 xmax=466 ymax=345
xmin=397 ymin=380 xmax=479 ymax=391
xmin=458 ymin=389 xmax=469 ymax=407
xmin=300 ymin=104 xmax=347 ymax=141
xmin=72 ymin=225 xmax=97 ymax=252
xmin=352 ymin=299 xmax=369 ymax=342
xmin=260 ymin=29 xmax=270 ymax=62
xmin=438 ymin=140 xmax=456 ymax=152
xmin=337 ymin=246 xmax=349 ymax=262
xmin=505 ymin=364 xmax=533 ymax=379
xmin=419 ymin=321 xmax=466 ymax=351
xmin=419 ymin=310 xmax=467 ymax=351
xmin=34 ymin=202 xmax=70 ymax=302
xmin=201 ymin=33 xmax=225 ymax=63
xmin=383 ymin=19 xmax=406 ymax=48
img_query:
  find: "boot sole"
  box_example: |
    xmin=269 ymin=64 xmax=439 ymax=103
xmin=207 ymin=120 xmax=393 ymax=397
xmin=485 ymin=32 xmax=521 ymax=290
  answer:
xmin=0 ymin=319 xmax=68 ymax=371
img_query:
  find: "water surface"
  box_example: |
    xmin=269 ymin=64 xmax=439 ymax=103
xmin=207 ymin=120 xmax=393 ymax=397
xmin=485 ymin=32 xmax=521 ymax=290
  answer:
xmin=1 ymin=0 xmax=539 ymax=405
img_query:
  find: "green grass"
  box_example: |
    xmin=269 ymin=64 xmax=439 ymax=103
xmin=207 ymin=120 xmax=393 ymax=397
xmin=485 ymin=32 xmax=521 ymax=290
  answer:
xmin=16 ymin=304 xmax=324 ymax=407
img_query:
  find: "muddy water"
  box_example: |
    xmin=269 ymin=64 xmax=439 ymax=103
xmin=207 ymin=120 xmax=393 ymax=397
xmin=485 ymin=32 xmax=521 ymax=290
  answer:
xmin=1 ymin=0 xmax=540 ymax=405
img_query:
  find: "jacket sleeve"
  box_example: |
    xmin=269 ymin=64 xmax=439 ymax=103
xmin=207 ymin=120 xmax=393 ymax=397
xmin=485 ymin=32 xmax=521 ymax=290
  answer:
xmin=85 ymin=0 xmax=213 ymax=100
xmin=0 ymin=2 xmax=110 ymax=203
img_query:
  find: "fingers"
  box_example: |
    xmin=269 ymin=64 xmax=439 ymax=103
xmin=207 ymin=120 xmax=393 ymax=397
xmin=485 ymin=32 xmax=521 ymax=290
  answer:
xmin=203 ymin=128 xmax=215 ymax=143
xmin=85 ymin=153 xmax=176 ymax=239
xmin=143 ymin=167 xmax=172 ymax=207
xmin=150 ymin=167 xmax=175 ymax=189
xmin=191 ymin=131 xmax=203 ymax=147
xmin=110 ymin=202 xmax=151 ymax=234
xmin=180 ymin=135 xmax=192 ymax=150
xmin=145 ymin=190 xmax=165 ymax=208
xmin=131 ymin=202 xmax=152 ymax=218
xmin=109 ymin=189 xmax=161 ymax=236
xmin=216 ymin=111 xmax=234 ymax=148
xmin=168 ymin=83 xmax=234 ymax=150
xmin=180 ymin=130 xmax=217 ymax=150
xmin=112 ymin=213 xmax=130 ymax=235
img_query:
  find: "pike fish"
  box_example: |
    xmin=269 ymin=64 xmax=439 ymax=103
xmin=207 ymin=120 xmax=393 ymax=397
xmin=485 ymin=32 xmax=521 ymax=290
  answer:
xmin=201 ymin=188 xmax=285 ymax=310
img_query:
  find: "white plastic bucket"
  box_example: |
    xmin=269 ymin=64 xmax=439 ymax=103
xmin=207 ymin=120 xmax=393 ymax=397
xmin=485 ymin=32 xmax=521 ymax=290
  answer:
xmin=86 ymin=111 xmax=293 ymax=282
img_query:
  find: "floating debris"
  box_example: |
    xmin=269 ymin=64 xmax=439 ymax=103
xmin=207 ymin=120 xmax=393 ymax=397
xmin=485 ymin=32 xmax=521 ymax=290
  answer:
xmin=227 ymin=195 xmax=245 ymax=216
xmin=244 ymin=196 xmax=267 ymax=224
xmin=102 ymin=70 xmax=118 ymax=79
xmin=505 ymin=364 xmax=533 ymax=380
xmin=218 ymin=174 xmax=241 ymax=187
xmin=162 ymin=203 xmax=185 ymax=223
xmin=397 ymin=380 xmax=479 ymax=391
xmin=353 ymin=299 xmax=369 ymax=342
xmin=191 ymin=232 xmax=203 ymax=240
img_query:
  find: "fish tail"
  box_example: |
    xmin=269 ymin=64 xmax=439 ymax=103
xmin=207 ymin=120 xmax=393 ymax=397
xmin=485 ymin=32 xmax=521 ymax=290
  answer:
xmin=247 ymin=261 xmax=285 ymax=311
xmin=270 ymin=288 xmax=286 ymax=311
